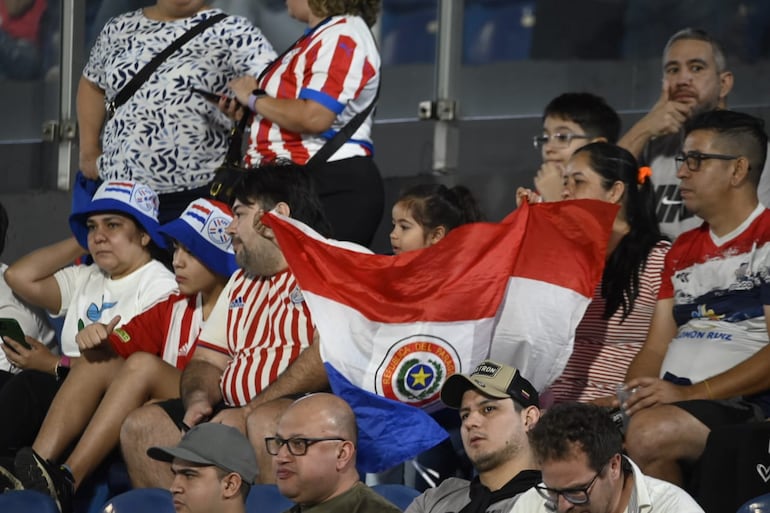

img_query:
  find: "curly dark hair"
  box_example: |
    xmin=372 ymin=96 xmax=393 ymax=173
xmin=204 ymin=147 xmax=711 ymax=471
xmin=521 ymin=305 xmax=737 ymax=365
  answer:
xmin=529 ymin=402 xmax=622 ymax=472
xmin=308 ymin=0 xmax=380 ymax=27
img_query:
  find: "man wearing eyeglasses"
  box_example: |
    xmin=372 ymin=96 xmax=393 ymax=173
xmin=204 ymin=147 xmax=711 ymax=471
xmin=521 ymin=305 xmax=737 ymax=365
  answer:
xmin=618 ymin=27 xmax=770 ymax=240
xmin=622 ymin=110 xmax=770 ymax=499
xmin=511 ymin=403 xmax=703 ymax=513
xmin=405 ymin=360 xmax=541 ymax=513
xmin=267 ymin=393 xmax=401 ymax=513
xmin=147 ymin=422 xmax=258 ymax=513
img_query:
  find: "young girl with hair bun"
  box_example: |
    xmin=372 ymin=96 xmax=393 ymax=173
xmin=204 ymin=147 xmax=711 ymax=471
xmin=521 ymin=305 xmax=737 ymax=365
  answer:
xmin=390 ymin=183 xmax=483 ymax=255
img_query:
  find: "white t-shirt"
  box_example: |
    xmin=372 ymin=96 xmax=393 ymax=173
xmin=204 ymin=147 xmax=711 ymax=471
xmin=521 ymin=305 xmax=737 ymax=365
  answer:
xmin=0 ymin=263 xmax=56 ymax=373
xmin=53 ymin=260 xmax=177 ymax=357
xmin=511 ymin=457 xmax=703 ymax=513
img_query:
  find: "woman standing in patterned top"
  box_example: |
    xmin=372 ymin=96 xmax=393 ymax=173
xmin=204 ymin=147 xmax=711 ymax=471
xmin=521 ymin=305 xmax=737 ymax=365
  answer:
xmin=548 ymin=142 xmax=671 ymax=404
xmin=78 ymin=0 xmax=276 ymax=222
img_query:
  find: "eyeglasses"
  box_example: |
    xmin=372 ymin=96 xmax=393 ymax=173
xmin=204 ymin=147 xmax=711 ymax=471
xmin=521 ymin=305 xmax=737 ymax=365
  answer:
xmin=264 ymin=436 xmax=346 ymax=456
xmin=535 ymin=463 xmax=606 ymax=508
xmin=675 ymin=151 xmax=740 ymax=172
xmin=533 ymin=133 xmax=590 ymax=150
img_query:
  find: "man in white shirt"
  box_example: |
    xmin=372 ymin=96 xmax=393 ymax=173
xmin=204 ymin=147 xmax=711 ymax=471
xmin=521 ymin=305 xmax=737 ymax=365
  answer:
xmin=511 ymin=402 xmax=703 ymax=513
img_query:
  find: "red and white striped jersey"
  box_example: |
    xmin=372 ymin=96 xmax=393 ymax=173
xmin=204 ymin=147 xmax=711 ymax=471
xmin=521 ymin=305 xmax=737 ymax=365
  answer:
xmin=108 ymin=293 xmax=204 ymax=370
xmin=197 ymin=269 xmax=315 ymax=406
xmin=245 ymin=15 xmax=379 ymax=166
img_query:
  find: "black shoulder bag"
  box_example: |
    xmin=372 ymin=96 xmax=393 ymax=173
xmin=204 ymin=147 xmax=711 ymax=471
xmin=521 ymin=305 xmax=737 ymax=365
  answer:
xmin=208 ymin=86 xmax=380 ymax=203
xmin=106 ymin=12 xmax=228 ymax=118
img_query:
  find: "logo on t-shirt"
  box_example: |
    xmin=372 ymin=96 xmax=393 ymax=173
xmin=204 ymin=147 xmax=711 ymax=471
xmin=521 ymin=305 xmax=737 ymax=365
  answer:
xmin=655 ymin=184 xmax=695 ymax=224
xmin=229 ymin=296 xmax=245 ymax=309
xmin=87 ymin=296 xmax=118 ymax=322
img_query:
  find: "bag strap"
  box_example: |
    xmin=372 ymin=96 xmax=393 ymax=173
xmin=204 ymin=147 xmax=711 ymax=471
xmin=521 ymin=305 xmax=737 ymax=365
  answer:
xmin=107 ymin=12 xmax=228 ymax=117
xmin=305 ymin=83 xmax=380 ymax=170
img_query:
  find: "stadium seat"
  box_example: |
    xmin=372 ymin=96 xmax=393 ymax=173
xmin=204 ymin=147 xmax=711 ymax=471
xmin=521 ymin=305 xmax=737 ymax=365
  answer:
xmin=463 ymin=0 xmax=535 ymax=64
xmin=245 ymin=484 xmax=293 ymax=513
xmin=0 ymin=490 xmax=58 ymax=513
xmin=372 ymin=483 xmax=421 ymax=510
xmin=379 ymin=0 xmax=438 ymax=66
xmin=100 ymin=488 xmax=174 ymax=513
xmin=738 ymin=493 xmax=770 ymax=513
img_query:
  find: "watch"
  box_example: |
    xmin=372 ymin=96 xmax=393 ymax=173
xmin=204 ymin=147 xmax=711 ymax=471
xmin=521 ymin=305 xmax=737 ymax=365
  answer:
xmin=248 ymin=88 xmax=268 ymax=112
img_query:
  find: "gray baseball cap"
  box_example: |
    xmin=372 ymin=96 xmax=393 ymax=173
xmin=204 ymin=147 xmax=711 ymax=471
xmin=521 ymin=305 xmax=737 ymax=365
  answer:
xmin=441 ymin=359 xmax=539 ymax=409
xmin=147 ymin=423 xmax=258 ymax=484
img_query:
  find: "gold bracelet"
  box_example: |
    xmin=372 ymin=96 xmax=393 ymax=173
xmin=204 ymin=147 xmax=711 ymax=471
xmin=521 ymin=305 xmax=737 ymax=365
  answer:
xmin=703 ymin=378 xmax=714 ymax=400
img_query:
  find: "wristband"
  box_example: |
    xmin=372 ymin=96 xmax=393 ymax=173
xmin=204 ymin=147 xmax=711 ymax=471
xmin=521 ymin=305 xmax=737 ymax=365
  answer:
xmin=248 ymin=88 xmax=268 ymax=112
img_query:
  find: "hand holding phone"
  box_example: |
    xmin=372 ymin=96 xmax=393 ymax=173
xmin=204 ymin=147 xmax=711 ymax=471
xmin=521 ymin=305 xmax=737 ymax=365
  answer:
xmin=0 ymin=318 xmax=30 ymax=352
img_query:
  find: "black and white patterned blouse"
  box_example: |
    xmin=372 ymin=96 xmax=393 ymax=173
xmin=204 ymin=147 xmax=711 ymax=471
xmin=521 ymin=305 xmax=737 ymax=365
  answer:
xmin=84 ymin=8 xmax=275 ymax=194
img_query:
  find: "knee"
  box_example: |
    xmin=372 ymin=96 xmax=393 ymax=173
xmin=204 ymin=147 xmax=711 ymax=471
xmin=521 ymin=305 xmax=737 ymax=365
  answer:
xmin=123 ymin=352 xmax=161 ymax=376
xmin=120 ymin=404 xmax=163 ymax=446
xmin=246 ymin=398 xmax=293 ymax=444
xmin=625 ymin=407 xmax=680 ymax=459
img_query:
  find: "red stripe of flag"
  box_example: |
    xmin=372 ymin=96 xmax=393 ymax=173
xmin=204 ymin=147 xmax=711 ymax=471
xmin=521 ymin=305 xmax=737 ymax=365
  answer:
xmin=264 ymin=199 xmax=616 ymax=324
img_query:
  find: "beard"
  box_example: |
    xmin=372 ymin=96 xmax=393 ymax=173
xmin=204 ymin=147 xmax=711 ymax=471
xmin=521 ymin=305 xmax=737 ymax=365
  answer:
xmin=236 ymin=244 xmax=284 ymax=277
xmin=469 ymin=438 xmax=521 ymax=473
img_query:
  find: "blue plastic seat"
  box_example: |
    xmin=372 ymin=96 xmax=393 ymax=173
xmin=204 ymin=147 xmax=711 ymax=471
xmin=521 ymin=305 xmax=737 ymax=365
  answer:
xmin=100 ymin=488 xmax=174 ymax=513
xmin=372 ymin=483 xmax=421 ymax=510
xmin=245 ymin=484 xmax=293 ymax=513
xmin=463 ymin=0 xmax=536 ymax=64
xmin=379 ymin=0 xmax=438 ymax=66
xmin=738 ymin=493 xmax=770 ymax=513
xmin=0 ymin=490 xmax=58 ymax=513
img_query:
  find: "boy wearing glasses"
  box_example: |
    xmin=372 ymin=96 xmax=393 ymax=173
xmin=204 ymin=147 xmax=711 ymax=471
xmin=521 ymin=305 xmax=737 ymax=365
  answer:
xmin=622 ymin=110 xmax=770 ymax=494
xmin=511 ymin=403 xmax=703 ymax=513
xmin=268 ymin=393 xmax=401 ymax=513
xmin=523 ymin=92 xmax=621 ymax=204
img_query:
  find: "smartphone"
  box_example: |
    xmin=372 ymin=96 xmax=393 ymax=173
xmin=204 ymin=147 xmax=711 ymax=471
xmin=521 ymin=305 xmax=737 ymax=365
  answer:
xmin=0 ymin=318 xmax=30 ymax=351
xmin=190 ymin=87 xmax=223 ymax=103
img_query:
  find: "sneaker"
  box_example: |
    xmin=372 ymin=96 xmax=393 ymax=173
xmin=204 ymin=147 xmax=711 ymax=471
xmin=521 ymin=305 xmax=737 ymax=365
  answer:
xmin=0 ymin=463 xmax=22 ymax=492
xmin=14 ymin=447 xmax=74 ymax=513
